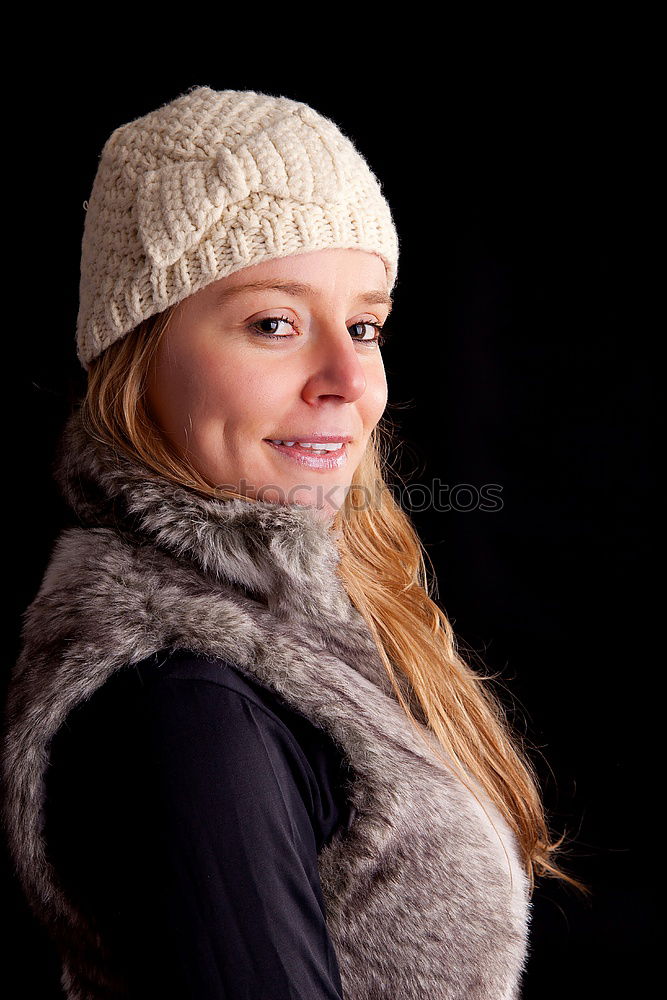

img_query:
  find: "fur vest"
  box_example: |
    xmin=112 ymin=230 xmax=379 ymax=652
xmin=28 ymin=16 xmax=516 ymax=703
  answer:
xmin=2 ymin=404 xmax=531 ymax=999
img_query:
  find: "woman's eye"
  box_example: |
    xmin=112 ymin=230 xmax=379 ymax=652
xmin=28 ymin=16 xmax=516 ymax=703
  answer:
xmin=250 ymin=316 xmax=295 ymax=338
xmin=349 ymin=321 xmax=384 ymax=345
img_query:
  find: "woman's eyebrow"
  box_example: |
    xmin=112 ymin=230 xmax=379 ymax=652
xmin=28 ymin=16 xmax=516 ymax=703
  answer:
xmin=214 ymin=280 xmax=393 ymax=313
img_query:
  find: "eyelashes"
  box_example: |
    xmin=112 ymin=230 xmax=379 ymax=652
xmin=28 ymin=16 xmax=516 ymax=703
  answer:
xmin=248 ymin=314 xmax=388 ymax=347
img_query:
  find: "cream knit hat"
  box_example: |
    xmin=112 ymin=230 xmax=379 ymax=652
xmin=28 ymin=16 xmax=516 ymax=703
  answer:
xmin=76 ymin=84 xmax=400 ymax=371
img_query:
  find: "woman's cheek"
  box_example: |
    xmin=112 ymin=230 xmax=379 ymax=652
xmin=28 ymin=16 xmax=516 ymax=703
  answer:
xmin=366 ymin=367 xmax=389 ymax=421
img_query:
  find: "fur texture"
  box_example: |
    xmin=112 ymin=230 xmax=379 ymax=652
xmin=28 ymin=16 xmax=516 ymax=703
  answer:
xmin=2 ymin=405 xmax=531 ymax=998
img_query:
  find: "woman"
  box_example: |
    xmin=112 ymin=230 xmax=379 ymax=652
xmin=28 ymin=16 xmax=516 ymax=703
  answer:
xmin=2 ymin=85 xmax=585 ymax=999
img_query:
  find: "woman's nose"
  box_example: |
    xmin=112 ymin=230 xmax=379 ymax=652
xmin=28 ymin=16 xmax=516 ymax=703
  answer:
xmin=300 ymin=325 xmax=369 ymax=405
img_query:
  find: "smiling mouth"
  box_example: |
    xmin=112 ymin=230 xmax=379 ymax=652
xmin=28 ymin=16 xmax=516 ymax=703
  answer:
xmin=263 ymin=440 xmax=349 ymax=470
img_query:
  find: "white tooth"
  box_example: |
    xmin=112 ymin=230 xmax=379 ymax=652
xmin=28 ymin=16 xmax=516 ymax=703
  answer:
xmin=299 ymin=442 xmax=343 ymax=451
xmin=271 ymin=440 xmax=344 ymax=450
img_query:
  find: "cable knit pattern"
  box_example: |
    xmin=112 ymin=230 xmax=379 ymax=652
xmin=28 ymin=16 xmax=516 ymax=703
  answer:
xmin=76 ymin=85 xmax=400 ymax=370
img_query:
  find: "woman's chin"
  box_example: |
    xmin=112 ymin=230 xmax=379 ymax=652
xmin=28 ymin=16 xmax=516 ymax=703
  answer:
xmin=288 ymin=488 xmax=344 ymax=521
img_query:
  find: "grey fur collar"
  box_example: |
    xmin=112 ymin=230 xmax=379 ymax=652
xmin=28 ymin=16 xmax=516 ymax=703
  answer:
xmin=50 ymin=405 xmax=398 ymax=695
xmin=2 ymin=404 xmax=531 ymax=999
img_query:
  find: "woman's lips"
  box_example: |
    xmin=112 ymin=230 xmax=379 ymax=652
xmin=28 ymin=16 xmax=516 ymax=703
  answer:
xmin=263 ymin=440 xmax=349 ymax=470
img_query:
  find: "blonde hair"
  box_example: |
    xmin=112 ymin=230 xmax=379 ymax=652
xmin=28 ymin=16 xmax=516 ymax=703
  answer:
xmin=80 ymin=307 xmax=589 ymax=899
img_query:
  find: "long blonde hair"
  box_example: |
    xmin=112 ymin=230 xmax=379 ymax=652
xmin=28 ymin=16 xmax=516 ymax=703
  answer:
xmin=80 ymin=307 xmax=589 ymax=899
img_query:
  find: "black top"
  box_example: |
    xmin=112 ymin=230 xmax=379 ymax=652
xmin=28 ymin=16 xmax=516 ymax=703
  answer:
xmin=43 ymin=649 xmax=352 ymax=999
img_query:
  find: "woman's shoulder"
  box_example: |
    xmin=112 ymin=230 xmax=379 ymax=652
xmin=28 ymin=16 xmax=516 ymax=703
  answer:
xmin=129 ymin=648 xmax=321 ymax=733
xmin=48 ymin=647 xmax=352 ymax=850
xmin=123 ymin=648 xmax=348 ymax=774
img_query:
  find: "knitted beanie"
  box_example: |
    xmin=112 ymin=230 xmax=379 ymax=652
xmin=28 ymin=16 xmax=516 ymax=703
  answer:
xmin=76 ymin=84 xmax=400 ymax=371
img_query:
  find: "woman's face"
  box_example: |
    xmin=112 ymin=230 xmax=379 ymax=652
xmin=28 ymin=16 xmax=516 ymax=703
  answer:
xmin=146 ymin=248 xmax=391 ymax=520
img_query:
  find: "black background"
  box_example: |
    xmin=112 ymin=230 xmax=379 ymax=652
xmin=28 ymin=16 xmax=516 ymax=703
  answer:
xmin=3 ymin=34 xmax=657 ymax=999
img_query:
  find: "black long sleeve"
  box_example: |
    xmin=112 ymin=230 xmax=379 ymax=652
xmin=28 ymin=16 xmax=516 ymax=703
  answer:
xmin=44 ymin=650 xmax=349 ymax=999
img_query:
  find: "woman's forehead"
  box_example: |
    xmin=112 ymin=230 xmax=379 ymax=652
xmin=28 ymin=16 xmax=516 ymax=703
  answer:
xmin=203 ymin=249 xmax=391 ymax=303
